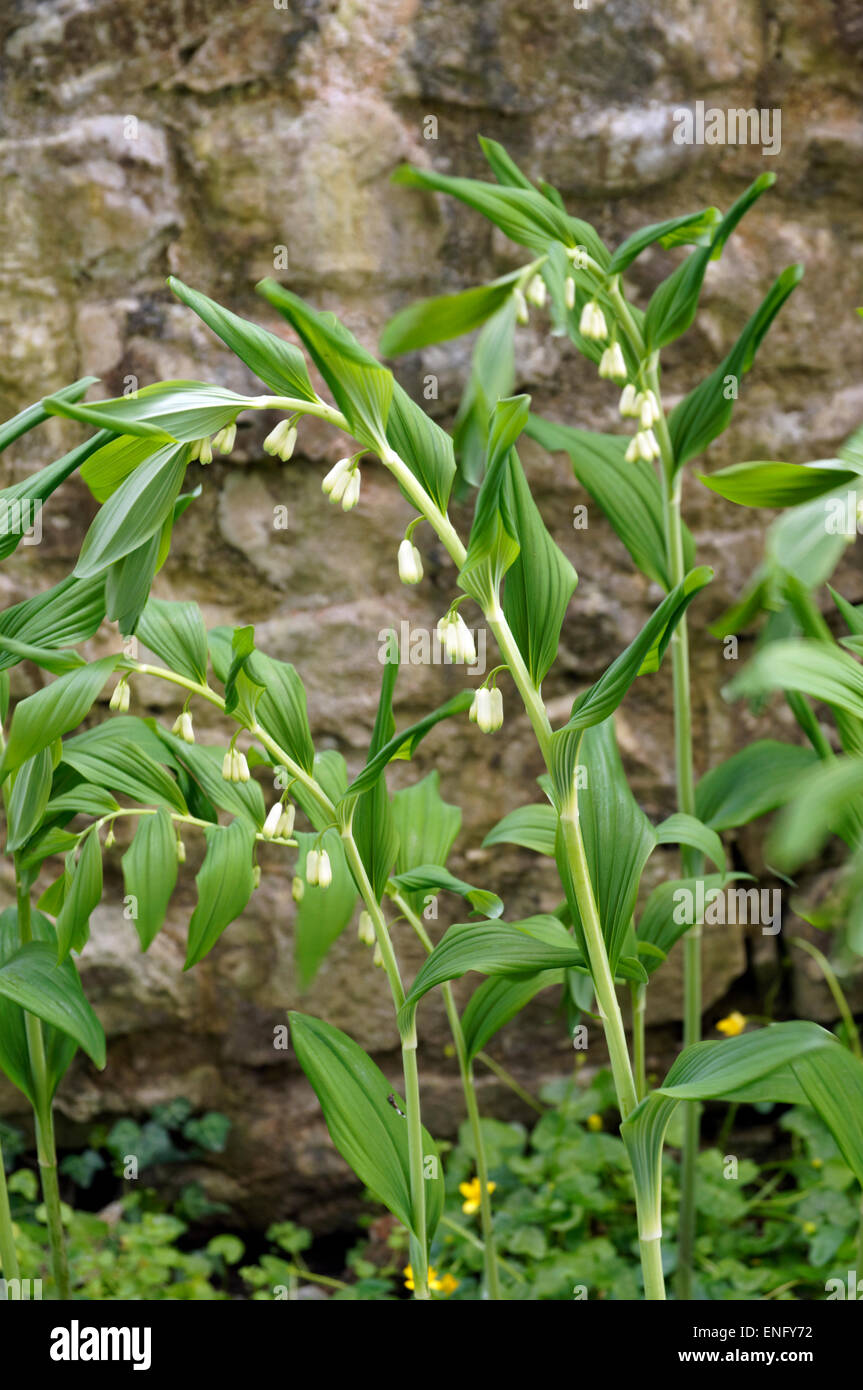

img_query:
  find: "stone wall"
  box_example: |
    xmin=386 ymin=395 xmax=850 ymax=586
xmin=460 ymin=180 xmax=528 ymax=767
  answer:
xmin=1 ymin=0 xmax=862 ymax=1226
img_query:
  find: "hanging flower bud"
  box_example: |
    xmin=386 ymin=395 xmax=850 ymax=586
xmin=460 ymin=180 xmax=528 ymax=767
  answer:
xmin=252 ymin=865 xmax=261 ymax=888
xmin=171 ymin=711 xmax=195 ymax=744
xmin=212 ymin=423 xmax=237 ymax=454
xmin=322 ymin=456 xmax=353 ymax=500
xmin=263 ymin=419 xmax=297 ymax=461
xmin=579 ymin=300 xmax=608 ymax=342
xmin=358 ymin=911 xmax=376 ymax=947
xmin=340 ymin=468 xmax=361 ymax=512
xmin=437 ymin=611 xmax=476 ymax=665
xmin=305 ymin=849 xmax=320 ymax=886
xmin=637 ymin=428 xmax=660 ymax=462
xmin=567 ymin=247 xmax=589 ymax=271
xmin=473 ymin=687 xmax=492 ymax=732
xmin=104 ymin=827 xmax=116 ymax=849
xmin=176 ymin=837 xmax=186 ymax=864
xmin=292 ymin=875 xmax=305 ymax=903
xmin=625 ymin=435 xmax=640 ymax=464
xmin=513 ymin=287 xmax=529 ymax=325
xmin=564 ymin=276 xmax=576 ymax=311
xmin=469 ymin=691 xmax=479 ymax=723
xmin=317 ymin=850 xmax=333 ymax=889
xmin=233 ymin=750 xmax=250 ymax=783
xmin=619 ymin=383 xmax=639 ymax=418
xmin=263 ymin=803 xmax=283 ymax=838
xmin=277 ymin=804 xmax=295 ymax=839
xmin=197 ymin=437 xmax=214 ymax=465
xmin=222 ymin=751 xmax=233 ymax=781
xmin=109 ymin=678 xmax=130 ymax=713
xmin=487 ymin=687 xmax=504 ymax=732
xmin=397 ymin=538 xmax=423 ymax=585
xmin=373 ymin=941 xmax=384 ymax=968
xmin=598 ymin=343 xmax=627 ymax=383
xmin=525 ymin=274 xmax=547 ymax=308
xmin=637 ymin=390 xmax=660 ymax=428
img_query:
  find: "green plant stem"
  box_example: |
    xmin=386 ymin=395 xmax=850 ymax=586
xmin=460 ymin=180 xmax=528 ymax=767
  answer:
xmin=632 ymin=980 xmax=647 ymax=1102
xmin=646 ymin=353 xmax=701 ymax=1301
xmin=0 ymin=1129 xmax=21 ymax=1293
xmin=392 ymin=890 xmax=502 ymax=1299
xmin=474 ymin=1052 xmax=545 ymax=1114
xmin=15 ymin=878 xmax=69 ymax=1299
xmin=791 ymin=937 xmax=863 ymax=1060
xmin=338 ymin=837 xmax=429 ymax=1301
xmin=639 ymin=1233 xmax=666 ymax=1301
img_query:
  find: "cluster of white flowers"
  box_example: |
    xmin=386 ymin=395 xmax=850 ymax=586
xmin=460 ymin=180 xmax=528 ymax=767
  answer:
xmin=322 ymin=456 xmax=361 ymax=511
xmin=263 ymin=419 xmax=297 ymax=461
xmin=262 ymin=801 xmax=296 ymax=840
xmin=437 ymin=610 xmax=477 ymax=665
xmin=221 ymin=747 xmax=250 ymax=783
xmin=109 ymin=677 xmax=130 ymax=713
xmin=579 ymin=299 xmax=608 ymax=341
xmin=620 ymin=387 xmax=662 ymax=462
xmin=306 ymin=847 xmax=332 ymax=889
xmin=598 ymin=342 xmax=627 ymax=383
xmin=171 ymin=711 xmax=195 ymax=744
xmin=469 ymin=686 xmax=504 ymax=734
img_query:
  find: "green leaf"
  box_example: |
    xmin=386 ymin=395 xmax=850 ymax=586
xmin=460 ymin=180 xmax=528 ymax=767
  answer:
xmin=74 ymin=443 xmax=188 ymax=579
xmin=385 ymin=383 xmax=456 ymax=512
xmin=288 ymin=1011 xmax=444 ymax=1241
xmin=0 ymin=377 xmax=97 ymax=454
xmin=398 ymin=915 xmax=585 ymax=1036
xmin=477 ymin=135 xmax=536 ymax=190
xmin=460 ymin=971 xmax=564 ymax=1062
xmin=0 ymin=938 xmax=106 ymax=1070
xmin=482 ymin=802 xmax=557 ymax=856
xmin=655 ymin=813 xmax=725 ymax=874
xmin=168 ymin=277 xmax=316 ymax=402
xmin=645 ymin=174 xmax=776 ymax=353
xmin=555 ymin=719 xmax=656 ymax=972
xmin=0 ymin=575 xmax=106 ymax=673
xmin=699 ymin=457 xmax=853 ymax=508
xmin=694 ymin=739 xmax=819 ymax=831
xmin=62 ymin=731 xmax=188 ymax=815
xmin=245 ymin=652 xmax=316 ymax=777
xmin=503 ymin=450 xmax=577 ymax=684
xmin=79 ymin=434 xmax=162 ymax=503
xmin=44 ymin=784 xmax=120 ymax=822
xmin=608 ymin=208 xmax=722 ymax=274
xmin=5 ymin=749 xmax=54 ymax=852
xmin=392 ymin=772 xmax=461 ymax=884
xmin=391 ymin=164 xmax=603 ymax=260
xmin=636 ymin=874 xmax=732 ymax=975
xmin=453 ymin=298 xmax=516 ymax=488
xmin=104 ymin=526 xmax=163 ymax=636
xmin=621 ymin=1023 xmax=863 ymax=1241
xmin=45 ymin=380 xmax=251 ymax=443
xmin=389 ymin=865 xmax=503 ymax=920
xmin=726 ymin=639 xmax=863 ymax=724
xmin=56 ymin=829 xmax=103 ymax=959
xmin=1 ymin=656 xmax=118 ymax=777
xmin=458 ymin=396 xmax=529 ymax=605
xmin=136 ymin=597 xmax=209 ymax=685
xmin=550 ymin=569 xmax=713 ymax=775
xmin=671 ymin=265 xmax=804 ymax=468
xmin=162 ymin=739 xmax=265 ymax=828
xmin=294 ymin=829 xmax=357 ymax=988
xmin=185 ymin=820 xmax=257 ymax=968
xmin=526 ymin=415 xmax=692 ymax=591
xmin=380 ymin=275 xmax=521 ymax=356
xmin=769 ymin=756 xmax=863 ymax=871
xmin=0 ymin=429 xmax=111 ymax=562
xmin=256 ymin=281 xmax=392 ymax=449
xmin=121 ymin=809 xmax=179 ymax=951
xmin=345 ymin=691 xmax=473 ymax=799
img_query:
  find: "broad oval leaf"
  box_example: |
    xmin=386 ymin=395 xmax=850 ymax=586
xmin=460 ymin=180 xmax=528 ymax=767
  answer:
xmin=122 ymin=808 xmax=179 ymax=951
xmin=185 ymin=819 xmax=257 ymax=968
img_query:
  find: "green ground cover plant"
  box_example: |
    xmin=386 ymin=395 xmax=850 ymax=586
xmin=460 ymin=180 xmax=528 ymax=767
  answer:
xmin=0 ymin=135 xmax=861 ymax=1301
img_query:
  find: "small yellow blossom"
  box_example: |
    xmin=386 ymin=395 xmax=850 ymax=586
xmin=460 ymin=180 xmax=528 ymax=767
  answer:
xmin=459 ymin=1176 xmax=496 ymax=1215
xmin=587 ymin=1113 xmax=603 ymax=1132
xmin=716 ymin=1011 xmax=747 ymax=1037
xmin=811 ymin=1157 xmax=823 ymax=1169
xmin=403 ymin=1264 xmax=459 ymax=1296
xmin=802 ymin=1221 xmax=817 ymax=1236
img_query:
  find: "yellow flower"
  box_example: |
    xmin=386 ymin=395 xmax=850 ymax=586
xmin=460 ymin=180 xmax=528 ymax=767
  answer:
xmin=802 ymin=1221 xmax=817 ymax=1236
xmin=811 ymin=1157 xmax=823 ymax=1169
xmin=459 ymin=1176 xmax=496 ymax=1215
xmin=587 ymin=1113 xmax=603 ymax=1132
xmin=403 ymin=1264 xmax=459 ymax=1296
xmin=716 ymin=1011 xmax=747 ymax=1037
